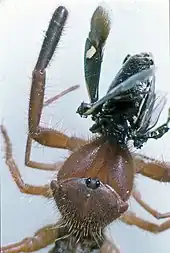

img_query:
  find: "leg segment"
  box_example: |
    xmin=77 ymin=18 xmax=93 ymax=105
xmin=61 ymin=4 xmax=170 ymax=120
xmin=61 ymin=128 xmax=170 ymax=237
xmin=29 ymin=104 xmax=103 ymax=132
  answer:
xmin=121 ymin=211 xmax=170 ymax=233
xmin=133 ymin=154 xmax=170 ymax=182
xmin=132 ymin=190 xmax=170 ymax=219
xmin=1 ymin=224 xmax=58 ymax=253
xmin=100 ymin=239 xmax=120 ymax=253
xmin=25 ymin=136 xmax=64 ymax=171
xmin=29 ymin=71 xmax=86 ymax=151
xmin=26 ymin=80 xmax=87 ymax=170
xmin=28 ymin=6 xmax=86 ymax=151
xmin=43 ymin=85 xmax=79 ymax=107
xmin=133 ymin=155 xmax=170 ymax=221
xmin=26 ymin=83 xmax=86 ymax=170
xmin=25 ymin=6 xmax=87 ymax=170
xmin=1 ymin=125 xmax=51 ymax=198
xmin=145 ymin=108 xmax=170 ymax=141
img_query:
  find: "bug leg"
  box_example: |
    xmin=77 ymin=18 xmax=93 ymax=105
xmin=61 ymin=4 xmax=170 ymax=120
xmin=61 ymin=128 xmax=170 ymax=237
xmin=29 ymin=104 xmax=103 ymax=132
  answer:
xmin=133 ymin=153 xmax=170 ymax=182
xmin=28 ymin=6 xmax=86 ymax=152
xmin=100 ymin=239 xmax=120 ymax=253
xmin=138 ymin=108 xmax=170 ymax=144
xmin=122 ymin=54 xmax=131 ymax=64
xmin=1 ymin=125 xmax=51 ymax=198
xmin=121 ymin=211 xmax=170 ymax=233
xmin=1 ymin=224 xmax=58 ymax=253
xmin=132 ymin=190 xmax=170 ymax=219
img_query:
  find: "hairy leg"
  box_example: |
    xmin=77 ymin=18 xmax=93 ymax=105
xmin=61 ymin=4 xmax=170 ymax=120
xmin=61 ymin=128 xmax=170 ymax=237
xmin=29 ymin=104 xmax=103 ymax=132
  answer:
xmin=121 ymin=211 xmax=170 ymax=233
xmin=25 ymin=135 xmax=64 ymax=171
xmin=132 ymin=190 xmax=170 ymax=219
xmin=27 ymin=6 xmax=86 ymax=152
xmin=1 ymin=224 xmax=58 ymax=253
xmin=133 ymin=154 xmax=170 ymax=222
xmin=100 ymin=239 xmax=120 ymax=253
xmin=134 ymin=154 xmax=170 ymax=182
xmin=25 ymin=7 xmax=87 ymax=171
xmin=1 ymin=125 xmax=51 ymax=198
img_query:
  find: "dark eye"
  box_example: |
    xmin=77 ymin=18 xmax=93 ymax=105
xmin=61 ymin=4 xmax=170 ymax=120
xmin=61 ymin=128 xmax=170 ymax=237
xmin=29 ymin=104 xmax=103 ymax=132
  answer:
xmin=144 ymin=53 xmax=150 ymax=57
xmin=143 ymin=57 xmax=154 ymax=66
xmin=149 ymin=59 xmax=154 ymax=65
xmin=85 ymin=178 xmax=100 ymax=189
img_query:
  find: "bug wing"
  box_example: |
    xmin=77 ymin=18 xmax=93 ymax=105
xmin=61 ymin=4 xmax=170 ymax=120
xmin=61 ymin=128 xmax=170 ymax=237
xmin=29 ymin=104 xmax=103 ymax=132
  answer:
xmin=107 ymin=67 xmax=155 ymax=96
xmin=107 ymin=52 xmax=154 ymax=93
xmin=84 ymin=67 xmax=155 ymax=116
xmin=136 ymin=89 xmax=167 ymax=134
xmin=135 ymin=76 xmax=156 ymax=132
xmin=146 ymin=91 xmax=167 ymax=131
xmin=84 ymin=6 xmax=111 ymax=103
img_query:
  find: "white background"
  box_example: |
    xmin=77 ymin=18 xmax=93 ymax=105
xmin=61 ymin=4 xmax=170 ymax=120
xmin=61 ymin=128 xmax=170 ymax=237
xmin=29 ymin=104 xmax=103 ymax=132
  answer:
xmin=1 ymin=0 xmax=170 ymax=253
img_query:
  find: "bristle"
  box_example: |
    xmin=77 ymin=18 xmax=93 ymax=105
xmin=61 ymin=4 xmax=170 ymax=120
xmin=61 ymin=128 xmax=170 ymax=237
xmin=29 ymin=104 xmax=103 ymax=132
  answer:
xmin=57 ymin=203 xmax=104 ymax=246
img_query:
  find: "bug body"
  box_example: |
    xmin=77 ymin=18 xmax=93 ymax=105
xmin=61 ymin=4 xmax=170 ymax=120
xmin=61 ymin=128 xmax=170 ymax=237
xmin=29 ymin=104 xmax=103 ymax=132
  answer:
xmin=1 ymin=4 xmax=170 ymax=253
xmin=78 ymin=51 xmax=168 ymax=148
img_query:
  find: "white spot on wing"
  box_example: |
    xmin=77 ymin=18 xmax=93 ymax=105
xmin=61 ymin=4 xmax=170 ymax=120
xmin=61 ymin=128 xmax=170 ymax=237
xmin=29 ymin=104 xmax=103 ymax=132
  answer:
xmin=86 ymin=45 xmax=96 ymax=59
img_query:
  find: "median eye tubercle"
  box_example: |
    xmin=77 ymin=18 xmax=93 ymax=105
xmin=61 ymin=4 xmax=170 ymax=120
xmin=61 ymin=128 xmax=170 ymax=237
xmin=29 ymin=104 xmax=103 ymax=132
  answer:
xmin=51 ymin=178 xmax=101 ymax=192
xmin=85 ymin=177 xmax=100 ymax=189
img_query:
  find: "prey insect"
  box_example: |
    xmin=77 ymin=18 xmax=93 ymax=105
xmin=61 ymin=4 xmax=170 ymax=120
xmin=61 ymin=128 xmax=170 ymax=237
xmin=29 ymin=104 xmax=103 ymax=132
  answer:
xmin=1 ymin=4 xmax=170 ymax=253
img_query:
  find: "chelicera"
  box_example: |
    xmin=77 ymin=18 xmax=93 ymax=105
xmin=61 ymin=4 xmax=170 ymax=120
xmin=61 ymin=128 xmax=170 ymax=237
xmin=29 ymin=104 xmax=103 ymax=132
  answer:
xmin=1 ymin=4 xmax=170 ymax=253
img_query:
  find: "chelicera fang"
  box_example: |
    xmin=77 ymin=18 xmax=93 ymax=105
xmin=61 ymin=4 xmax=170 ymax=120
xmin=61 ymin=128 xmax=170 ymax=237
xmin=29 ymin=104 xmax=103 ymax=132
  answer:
xmin=1 ymin=4 xmax=170 ymax=253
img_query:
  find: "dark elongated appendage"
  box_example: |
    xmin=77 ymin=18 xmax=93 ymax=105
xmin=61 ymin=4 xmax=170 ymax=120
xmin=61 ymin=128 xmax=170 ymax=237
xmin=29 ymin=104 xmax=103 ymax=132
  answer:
xmin=84 ymin=6 xmax=111 ymax=103
xmin=35 ymin=6 xmax=68 ymax=71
